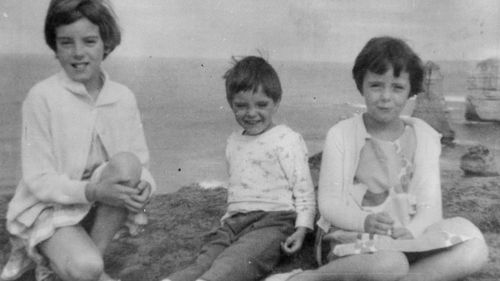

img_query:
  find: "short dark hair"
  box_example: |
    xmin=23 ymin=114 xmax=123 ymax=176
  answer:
xmin=352 ymin=36 xmax=424 ymax=97
xmin=223 ymin=56 xmax=282 ymax=104
xmin=44 ymin=0 xmax=121 ymax=59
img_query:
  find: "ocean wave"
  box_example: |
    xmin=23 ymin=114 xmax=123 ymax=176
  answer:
xmin=198 ymin=180 xmax=228 ymax=189
xmin=444 ymin=96 xmax=466 ymax=102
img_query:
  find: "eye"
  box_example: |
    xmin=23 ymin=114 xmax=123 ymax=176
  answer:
xmin=84 ymin=37 xmax=98 ymax=45
xmin=256 ymin=101 xmax=269 ymax=108
xmin=392 ymin=84 xmax=406 ymax=92
xmin=369 ymin=82 xmax=383 ymax=90
xmin=232 ymin=102 xmax=247 ymax=109
xmin=57 ymin=39 xmax=73 ymax=47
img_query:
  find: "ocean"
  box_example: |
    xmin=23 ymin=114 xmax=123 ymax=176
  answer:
xmin=0 ymin=54 xmax=497 ymax=193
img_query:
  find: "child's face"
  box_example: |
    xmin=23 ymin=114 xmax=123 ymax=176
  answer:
xmin=55 ymin=17 xmax=105 ymax=87
xmin=230 ymin=89 xmax=279 ymax=136
xmin=362 ymin=65 xmax=410 ymax=125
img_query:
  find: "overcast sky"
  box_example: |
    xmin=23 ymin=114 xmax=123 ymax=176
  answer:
xmin=1 ymin=0 xmax=499 ymax=62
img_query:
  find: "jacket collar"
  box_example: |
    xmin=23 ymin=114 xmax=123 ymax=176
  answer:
xmin=354 ymin=114 xmax=371 ymax=147
xmin=354 ymin=113 xmax=440 ymax=147
xmin=353 ymin=113 xmax=434 ymax=140
xmin=57 ymin=70 xmax=120 ymax=106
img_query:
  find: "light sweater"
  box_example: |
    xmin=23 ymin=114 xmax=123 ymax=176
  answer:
xmin=6 ymin=71 xmax=156 ymax=226
xmin=317 ymin=114 xmax=442 ymax=237
xmin=224 ymin=125 xmax=316 ymax=229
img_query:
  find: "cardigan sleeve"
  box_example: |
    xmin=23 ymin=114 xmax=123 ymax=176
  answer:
xmin=279 ymin=133 xmax=316 ymax=229
xmin=406 ymin=125 xmax=443 ymax=237
xmin=126 ymin=93 xmax=157 ymax=194
xmin=21 ymin=91 xmax=89 ymax=204
xmin=318 ymin=126 xmax=370 ymax=232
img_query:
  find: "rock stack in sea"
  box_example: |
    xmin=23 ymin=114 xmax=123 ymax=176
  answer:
xmin=411 ymin=61 xmax=455 ymax=144
xmin=465 ymin=58 xmax=500 ymax=122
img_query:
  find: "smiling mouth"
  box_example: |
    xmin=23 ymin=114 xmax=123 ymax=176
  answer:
xmin=244 ymin=120 xmax=261 ymax=125
xmin=71 ymin=62 xmax=89 ymax=71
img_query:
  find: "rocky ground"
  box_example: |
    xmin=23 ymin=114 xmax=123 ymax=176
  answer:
xmin=1 ymin=144 xmax=500 ymax=281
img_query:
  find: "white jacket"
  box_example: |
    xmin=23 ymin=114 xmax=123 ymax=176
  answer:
xmin=6 ymin=71 xmax=156 ymax=226
xmin=317 ymin=114 xmax=442 ymax=237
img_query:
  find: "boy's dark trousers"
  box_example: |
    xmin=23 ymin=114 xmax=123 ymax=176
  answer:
xmin=167 ymin=210 xmax=296 ymax=281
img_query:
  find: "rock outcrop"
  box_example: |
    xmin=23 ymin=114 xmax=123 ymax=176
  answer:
xmin=460 ymin=144 xmax=499 ymax=177
xmin=411 ymin=61 xmax=455 ymax=144
xmin=308 ymin=152 xmax=322 ymax=188
xmin=1 ymin=149 xmax=500 ymax=280
xmin=0 ymin=186 xmax=317 ymax=281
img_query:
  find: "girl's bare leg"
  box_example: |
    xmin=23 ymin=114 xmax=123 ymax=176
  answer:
xmin=39 ymin=226 xmax=104 ymax=281
xmin=402 ymin=239 xmax=488 ymax=281
xmin=40 ymin=152 xmax=142 ymax=281
xmin=90 ymin=152 xmax=142 ymax=280
xmin=90 ymin=152 xmax=142 ymax=253
xmin=402 ymin=217 xmax=489 ymax=281
xmin=287 ymin=250 xmax=409 ymax=281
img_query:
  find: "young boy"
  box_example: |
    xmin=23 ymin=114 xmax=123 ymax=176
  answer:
xmin=161 ymin=56 xmax=316 ymax=281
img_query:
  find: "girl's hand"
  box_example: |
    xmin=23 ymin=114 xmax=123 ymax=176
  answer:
xmin=86 ymin=181 xmax=140 ymax=211
xmin=391 ymin=227 xmax=414 ymax=240
xmin=130 ymin=180 xmax=152 ymax=212
xmin=281 ymin=227 xmax=308 ymax=255
xmin=364 ymin=212 xmax=394 ymax=235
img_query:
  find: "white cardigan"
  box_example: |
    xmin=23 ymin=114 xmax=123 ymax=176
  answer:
xmin=6 ymin=71 xmax=156 ymax=226
xmin=317 ymin=114 xmax=442 ymax=237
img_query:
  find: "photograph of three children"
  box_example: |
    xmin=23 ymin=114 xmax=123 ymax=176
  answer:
xmin=0 ymin=0 xmax=499 ymax=280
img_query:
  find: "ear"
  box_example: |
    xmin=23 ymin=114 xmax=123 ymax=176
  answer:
xmin=103 ymin=47 xmax=111 ymax=59
xmin=273 ymin=99 xmax=281 ymax=111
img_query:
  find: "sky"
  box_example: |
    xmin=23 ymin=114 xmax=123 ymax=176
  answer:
xmin=1 ymin=0 xmax=499 ymax=62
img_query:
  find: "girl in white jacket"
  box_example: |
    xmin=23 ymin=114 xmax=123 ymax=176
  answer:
xmin=277 ymin=36 xmax=488 ymax=281
xmin=1 ymin=1 xmax=155 ymax=281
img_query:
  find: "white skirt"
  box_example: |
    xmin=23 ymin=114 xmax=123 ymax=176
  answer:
xmin=2 ymin=163 xmax=147 ymax=279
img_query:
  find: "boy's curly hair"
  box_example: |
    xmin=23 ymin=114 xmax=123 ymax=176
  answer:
xmin=223 ymin=56 xmax=282 ymax=104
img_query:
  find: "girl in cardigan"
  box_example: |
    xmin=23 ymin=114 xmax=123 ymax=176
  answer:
xmin=1 ymin=1 xmax=156 ymax=280
xmin=272 ymin=37 xmax=488 ymax=281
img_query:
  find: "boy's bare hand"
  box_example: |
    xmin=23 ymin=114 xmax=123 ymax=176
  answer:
xmin=281 ymin=227 xmax=308 ymax=255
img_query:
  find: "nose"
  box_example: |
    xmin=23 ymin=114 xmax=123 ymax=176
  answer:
xmin=246 ymin=106 xmax=258 ymax=117
xmin=380 ymin=88 xmax=392 ymax=101
xmin=73 ymin=42 xmax=85 ymax=58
